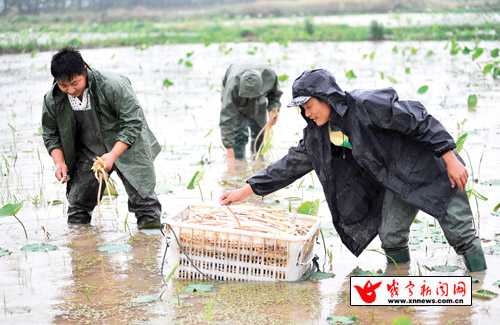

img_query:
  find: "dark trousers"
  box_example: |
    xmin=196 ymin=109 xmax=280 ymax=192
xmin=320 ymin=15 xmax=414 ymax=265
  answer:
xmin=379 ymin=189 xmax=483 ymax=258
xmin=233 ymin=117 xmax=264 ymax=159
xmin=66 ymin=159 xmax=161 ymax=222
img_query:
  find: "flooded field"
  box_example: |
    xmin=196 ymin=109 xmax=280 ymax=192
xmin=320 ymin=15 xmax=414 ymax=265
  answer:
xmin=0 ymin=40 xmax=499 ymax=324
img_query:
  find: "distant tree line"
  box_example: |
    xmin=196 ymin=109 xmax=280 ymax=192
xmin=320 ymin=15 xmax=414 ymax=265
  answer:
xmin=1 ymin=0 xmax=254 ymax=14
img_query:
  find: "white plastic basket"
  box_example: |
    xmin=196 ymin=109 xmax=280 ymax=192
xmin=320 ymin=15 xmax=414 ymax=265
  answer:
xmin=165 ymin=204 xmax=320 ymax=282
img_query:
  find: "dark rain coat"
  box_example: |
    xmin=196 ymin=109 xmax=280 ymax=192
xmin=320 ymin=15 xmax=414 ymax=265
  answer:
xmin=41 ymin=68 xmax=161 ymax=198
xmin=247 ymin=69 xmax=457 ymax=256
xmin=219 ymin=64 xmax=283 ymax=148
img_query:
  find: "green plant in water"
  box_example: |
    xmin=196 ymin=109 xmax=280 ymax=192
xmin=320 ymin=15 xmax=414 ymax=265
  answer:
xmin=163 ymin=78 xmax=174 ymax=88
xmin=417 ymin=85 xmax=429 ymax=94
xmin=297 ymin=199 xmax=320 ymax=216
xmin=278 ymin=74 xmax=289 ymax=82
xmin=449 ymin=39 xmax=461 ymax=55
xmin=255 ymin=127 xmax=273 ymax=159
xmin=387 ymin=75 xmax=398 ymax=84
xmin=345 ymin=69 xmax=357 ymax=80
xmin=467 ymin=94 xmax=478 ymax=112
xmin=187 ymin=169 xmax=205 ymax=201
xmin=178 ymin=51 xmax=194 ymax=68
xmin=304 ymin=17 xmax=315 ymax=35
xmin=455 ymin=127 xmax=488 ymax=236
xmin=493 ymin=202 xmax=500 ymax=215
xmin=472 ymin=47 xmax=484 ymax=60
xmin=247 ymin=45 xmax=258 ymax=55
xmin=0 ymin=202 xmax=27 ymax=240
xmin=369 ymin=20 xmax=384 ymax=41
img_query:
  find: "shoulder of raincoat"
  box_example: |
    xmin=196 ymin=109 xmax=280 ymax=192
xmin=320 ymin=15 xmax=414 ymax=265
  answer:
xmin=219 ymin=63 xmax=283 ymax=148
xmin=41 ymin=68 xmax=161 ymax=197
xmin=247 ymin=69 xmax=458 ymax=257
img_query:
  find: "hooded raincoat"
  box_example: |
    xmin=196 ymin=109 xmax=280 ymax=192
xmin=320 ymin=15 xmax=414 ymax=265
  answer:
xmin=219 ymin=64 xmax=282 ymax=149
xmin=41 ymin=68 xmax=161 ymax=198
xmin=247 ymin=69 xmax=457 ymax=256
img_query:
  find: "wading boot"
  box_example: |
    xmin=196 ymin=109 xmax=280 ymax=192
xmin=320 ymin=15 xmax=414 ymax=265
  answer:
xmin=137 ymin=216 xmax=161 ymax=230
xmin=67 ymin=212 xmax=91 ymax=225
xmin=464 ymin=247 xmax=487 ymax=272
xmin=384 ymin=247 xmax=410 ymax=264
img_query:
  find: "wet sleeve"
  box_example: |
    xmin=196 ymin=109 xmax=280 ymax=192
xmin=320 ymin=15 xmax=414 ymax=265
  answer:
xmin=266 ymin=78 xmax=283 ymax=112
xmin=41 ymin=96 xmax=62 ymax=154
xmin=109 ymin=77 xmax=143 ymax=146
xmin=247 ymin=138 xmax=313 ymax=196
xmin=219 ymin=85 xmax=240 ymax=148
xmin=365 ymin=89 xmax=456 ymax=156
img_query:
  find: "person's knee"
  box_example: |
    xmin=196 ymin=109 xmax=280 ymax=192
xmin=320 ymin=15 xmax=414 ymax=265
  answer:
xmin=379 ymin=225 xmax=410 ymax=249
xmin=128 ymin=195 xmax=162 ymax=218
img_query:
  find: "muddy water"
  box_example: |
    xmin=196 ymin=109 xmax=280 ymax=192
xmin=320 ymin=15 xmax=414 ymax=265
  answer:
xmin=0 ymin=40 xmax=499 ymax=324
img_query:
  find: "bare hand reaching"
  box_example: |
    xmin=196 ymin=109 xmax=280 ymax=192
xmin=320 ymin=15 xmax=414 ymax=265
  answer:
xmin=219 ymin=184 xmax=254 ymax=205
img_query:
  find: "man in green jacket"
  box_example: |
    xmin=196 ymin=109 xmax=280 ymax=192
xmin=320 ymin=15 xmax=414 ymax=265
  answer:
xmin=41 ymin=48 xmax=162 ymax=229
xmin=220 ymin=64 xmax=283 ymax=160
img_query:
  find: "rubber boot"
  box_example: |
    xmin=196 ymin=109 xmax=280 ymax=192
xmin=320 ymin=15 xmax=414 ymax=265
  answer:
xmin=464 ymin=247 xmax=487 ymax=272
xmin=384 ymin=247 xmax=410 ymax=264
xmin=233 ymin=146 xmax=246 ymax=160
xmin=137 ymin=216 xmax=161 ymax=230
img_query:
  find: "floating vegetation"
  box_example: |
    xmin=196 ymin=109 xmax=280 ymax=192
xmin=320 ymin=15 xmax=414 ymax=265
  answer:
xmin=278 ymin=74 xmax=289 ymax=82
xmin=392 ymin=316 xmax=412 ymax=325
xmin=327 ymin=315 xmax=358 ymax=324
xmin=178 ymin=51 xmax=194 ymax=68
xmin=350 ymin=266 xmax=384 ymax=276
xmin=302 ymin=271 xmax=335 ymax=281
xmin=467 ymin=94 xmax=478 ymax=112
xmin=472 ymin=288 xmax=498 ymax=300
xmin=423 ymin=264 xmax=459 ymax=272
xmin=21 ymin=243 xmax=58 ymax=252
xmin=162 ymin=78 xmax=174 ymax=88
xmin=184 ymin=283 xmax=214 ymax=294
xmin=0 ymin=247 xmax=12 ymax=257
xmin=131 ymin=294 xmax=160 ymax=306
xmin=345 ymin=69 xmax=357 ymax=80
xmin=97 ymin=243 xmax=131 ymax=254
xmin=417 ymin=85 xmax=429 ymax=94
xmin=246 ymin=45 xmax=258 ymax=55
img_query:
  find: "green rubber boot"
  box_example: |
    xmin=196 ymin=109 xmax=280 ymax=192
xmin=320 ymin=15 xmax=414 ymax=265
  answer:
xmin=233 ymin=145 xmax=246 ymax=160
xmin=384 ymin=247 xmax=410 ymax=264
xmin=464 ymin=247 xmax=487 ymax=272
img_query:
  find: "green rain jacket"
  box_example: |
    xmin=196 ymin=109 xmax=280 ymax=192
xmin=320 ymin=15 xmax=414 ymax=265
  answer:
xmin=219 ymin=64 xmax=283 ymax=148
xmin=41 ymin=68 xmax=161 ymax=197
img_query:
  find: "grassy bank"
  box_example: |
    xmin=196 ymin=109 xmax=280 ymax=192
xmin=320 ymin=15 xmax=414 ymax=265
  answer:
xmin=0 ymin=18 xmax=498 ymax=54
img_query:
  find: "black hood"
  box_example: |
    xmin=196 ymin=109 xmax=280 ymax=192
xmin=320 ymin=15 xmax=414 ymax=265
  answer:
xmin=291 ymin=69 xmax=349 ymax=125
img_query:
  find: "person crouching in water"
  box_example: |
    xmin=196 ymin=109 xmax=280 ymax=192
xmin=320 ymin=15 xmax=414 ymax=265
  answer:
xmin=41 ymin=48 xmax=162 ymax=229
xmin=220 ymin=69 xmax=487 ymax=272
xmin=219 ymin=64 xmax=283 ymax=161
